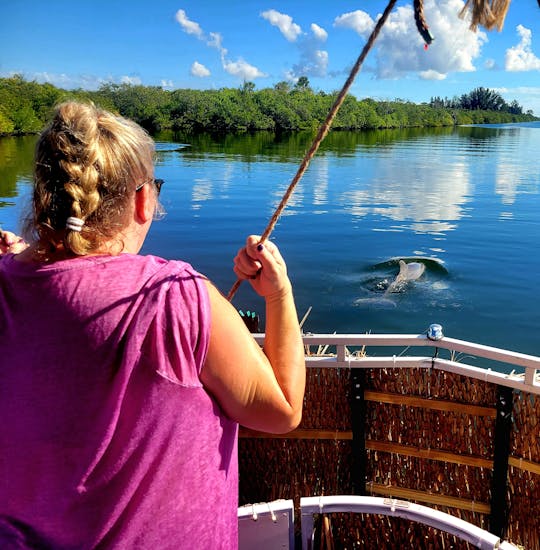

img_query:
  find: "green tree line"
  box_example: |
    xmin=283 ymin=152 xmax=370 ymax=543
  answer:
xmin=0 ymin=75 xmax=537 ymax=136
xmin=430 ymin=86 xmax=530 ymax=115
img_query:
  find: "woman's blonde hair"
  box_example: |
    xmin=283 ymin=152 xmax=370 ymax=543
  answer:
xmin=25 ymin=101 xmax=155 ymax=257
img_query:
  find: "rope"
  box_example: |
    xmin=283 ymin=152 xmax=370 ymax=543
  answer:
xmin=227 ymin=0 xmax=398 ymax=301
xmin=414 ymin=0 xmax=434 ymax=45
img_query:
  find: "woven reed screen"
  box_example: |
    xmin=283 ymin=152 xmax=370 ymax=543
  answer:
xmin=239 ymin=366 xmax=539 ymax=549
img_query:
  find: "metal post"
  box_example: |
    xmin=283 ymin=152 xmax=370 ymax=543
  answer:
xmin=350 ymin=369 xmax=367 ymax=495
xmin=489 ymin=385 xmax=514 ymax=537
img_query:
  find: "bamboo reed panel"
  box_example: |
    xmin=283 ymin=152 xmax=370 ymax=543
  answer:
xmin=315 ymin=512 xmax=477 ymax=550
xmin=238 ymin=364 xmax=536 ymax=549
xmin=366 ymin=452 xmax=493 ymax=503
xmin=365 ymin=367 xmax=498 ymax=405
xmin=508 ymin=456 xmax=540 ymax=475
xmin=239 ymin=428 xmax=353 ymax=440
xmin=301 ymin=367 xmax=351 ymax=430
xmin=239 ymin=428 xmax=496 ymax=469
xmin=239 ymin=438 xmax=353 ymax=506
xmin=511 ymin=391 xmax=540 ymax=462
xmin=366 ymin=401 xmax=495 ymax=456
xmin=366 ymin=440 xmax=493 ymax=469
xmin=364 ymin=390 xmax=497 ymax=417
xmin=506 ymin=466 xmax=540 ymax=549
xmin=365 ymin=482 xmax=491 ymax=514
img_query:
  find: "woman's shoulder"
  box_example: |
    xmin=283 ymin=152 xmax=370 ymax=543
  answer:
xmin=126 ymin=253 xmax=202 ymax=277
xmin=120 ymin=254 xmax=208 ymax=293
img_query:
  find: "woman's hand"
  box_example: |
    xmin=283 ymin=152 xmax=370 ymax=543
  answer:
xmin=0 ymin=230 xmax=28 ymax=255
xmin=233 ymin=235 xmax=291 ymax=299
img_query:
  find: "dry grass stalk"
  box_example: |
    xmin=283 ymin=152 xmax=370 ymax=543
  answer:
xmin=459 ymin=0 xmax=511 ymax=31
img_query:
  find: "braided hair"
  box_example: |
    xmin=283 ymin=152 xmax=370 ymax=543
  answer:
xmin=26 ymin=101 xmax=155 ymax=257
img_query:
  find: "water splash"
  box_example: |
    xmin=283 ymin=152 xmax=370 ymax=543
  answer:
xmin=354 ymin=256 xmax=449 ymax=309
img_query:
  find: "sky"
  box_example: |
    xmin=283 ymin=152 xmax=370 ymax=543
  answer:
xmin=2 ymin=1 xmax=540 ymax=114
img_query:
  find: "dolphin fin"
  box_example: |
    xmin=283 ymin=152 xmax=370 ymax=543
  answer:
xmin=405 ymin=261 xmax=426 ymax=281
xmin=396 ymin=260 xmax=408 ymax=283
xmin=385 ymin=260 xmax=409 ymax=294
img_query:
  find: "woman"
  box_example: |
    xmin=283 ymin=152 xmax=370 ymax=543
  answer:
xmin=0 ymin=102 xmax=305 ymax=549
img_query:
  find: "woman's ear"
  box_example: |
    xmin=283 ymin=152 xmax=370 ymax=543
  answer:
xmin=134 ymin=184 xmax=155 ymax=224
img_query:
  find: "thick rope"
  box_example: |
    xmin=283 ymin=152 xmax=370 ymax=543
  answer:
xmin=227 ymin=0 xmax=398 ymax=300
xmin=414 ymin=0 xmax=434 ymax=45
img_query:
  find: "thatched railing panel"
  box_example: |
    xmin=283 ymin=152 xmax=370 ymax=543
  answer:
xmin=310 ymin=513 xmax=477 ymax=549
xmin=239 ymin=438 xmax=353 ymax=507
xmin=504 ymin=392 xmax=540 ymax=549
xmin=512 ymin=391 xmax=540 ymax=461
xmin=239 ymin=361 xmax=539 ymax=547
xmin=506 ymin=466 xmax=540 ymax=549
xmin=364 ymin=367 xmax=498 ymax=406
xmin=365 ymin=402 xmax=495 ymax=456
xmin=300 ymin=367 xmax=352 ymax=430
xmin=365 ymin=452 xmax=492 ymax=508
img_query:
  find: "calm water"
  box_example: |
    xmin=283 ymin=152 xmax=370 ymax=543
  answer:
xmin=1 ymin=125 xmax=539 ymax=359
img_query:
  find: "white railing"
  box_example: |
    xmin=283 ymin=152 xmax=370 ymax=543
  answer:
xmin=252 ymin=329 xmax=540 ymax=395
xmin=238 ymin=497 xmax=520 ymax=550
xmin=300 ymin=496 xmax=519 ymax=550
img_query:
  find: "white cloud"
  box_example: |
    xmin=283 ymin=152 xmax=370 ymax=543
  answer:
xmin=176 ymin=10 xmax=265 ymax=81
xmin=334 ymin=10 xmax=374 ymax=35
xmin=335 ymin=0 xmax=486 ymax=79
xmin=505 ymin=25 xmax=540 ymax=71
xmin=175 ymin=9 xmax=203 ymax=37
xmin=293 ymin=49 xmax=328 ymax=78
xmin=222 ymin=58 xmax=266 ymax=80
xmin=261 ymin=10 xmax=328 ymax=78
xmin=30 ymin=71 xmax=102 ymax=89
xmin=161 ymin=79 xmax=174 ymax=88
xmin=2 ymin=70 xmax=152 ymax=91
xmin=484 ymin=58 xmax=496 ymax=70
xmin=419 ymin=69 xmax=446 ymax=80
xmin=311 ymin=23 xmax=328 ymax=42
xmin=261 ymin=9 xmax=302 ymax=42
xmin=190 ymin=61 xmax=211 ymax=77
xmin=494 ymin=85 xmax=540 ymax=96
xmin=207 ymin=32 xmax=226 ymax=54
xmin=120 ymin=75 xmax=142 ymax=85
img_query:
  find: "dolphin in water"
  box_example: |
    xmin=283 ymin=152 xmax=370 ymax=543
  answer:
xmin=385 ymin=259 xmax=426 ymax=294
xmin=354 ymin=259 xmax=427 ymax=308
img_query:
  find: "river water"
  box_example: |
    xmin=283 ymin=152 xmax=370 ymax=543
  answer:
xmin=1 ymin=124 xmax=539 ymax=359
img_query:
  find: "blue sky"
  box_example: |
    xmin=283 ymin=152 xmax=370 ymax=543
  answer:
xmin=2 ymin=1 xmax=540 ymax=114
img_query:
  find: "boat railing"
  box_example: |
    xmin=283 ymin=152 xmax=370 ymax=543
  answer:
xmin=252 ymin=329 xmax=540 ymax=395
xmin=242 ymin=326 xmax=539 ymax=548
xmin=300 ymin=495 xmax=518 ymax=550
xmin=238 ymin=496 xmax=521 ymax=549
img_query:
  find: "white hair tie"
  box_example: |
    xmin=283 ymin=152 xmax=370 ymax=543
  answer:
xmin=66 ymin=217 xmax=85 ymax=232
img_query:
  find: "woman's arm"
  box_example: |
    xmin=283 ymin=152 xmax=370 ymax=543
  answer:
xmin=200 ymin=236 xmax=306 ymax=434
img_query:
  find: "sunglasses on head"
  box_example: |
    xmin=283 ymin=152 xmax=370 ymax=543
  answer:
xmin=135 ymin=178 xmax=164 ymax=195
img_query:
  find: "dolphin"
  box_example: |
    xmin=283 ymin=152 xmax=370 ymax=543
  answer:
xmin=354 ymin=259 xmax=427 ymax=308
xmin=385 ymin=260 xmax=425 ymax=294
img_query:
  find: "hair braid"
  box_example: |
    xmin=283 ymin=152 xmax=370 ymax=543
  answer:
xmin=27 ymin=101 xmax=155 ymax=258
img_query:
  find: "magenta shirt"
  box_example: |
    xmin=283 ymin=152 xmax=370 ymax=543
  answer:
xmin=0 ymin=253 xmax=238 ymax=549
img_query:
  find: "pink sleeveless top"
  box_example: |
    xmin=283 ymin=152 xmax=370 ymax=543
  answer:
xmin=0 ymin=253 xmax=238 ymax=549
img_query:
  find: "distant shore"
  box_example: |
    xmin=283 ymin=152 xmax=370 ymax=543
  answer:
xmin=1 ymin=75 xmax=538 ymax=137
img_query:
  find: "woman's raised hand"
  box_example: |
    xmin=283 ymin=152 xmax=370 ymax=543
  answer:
xmin=233 ymin=235 xmax=291 ymax=299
